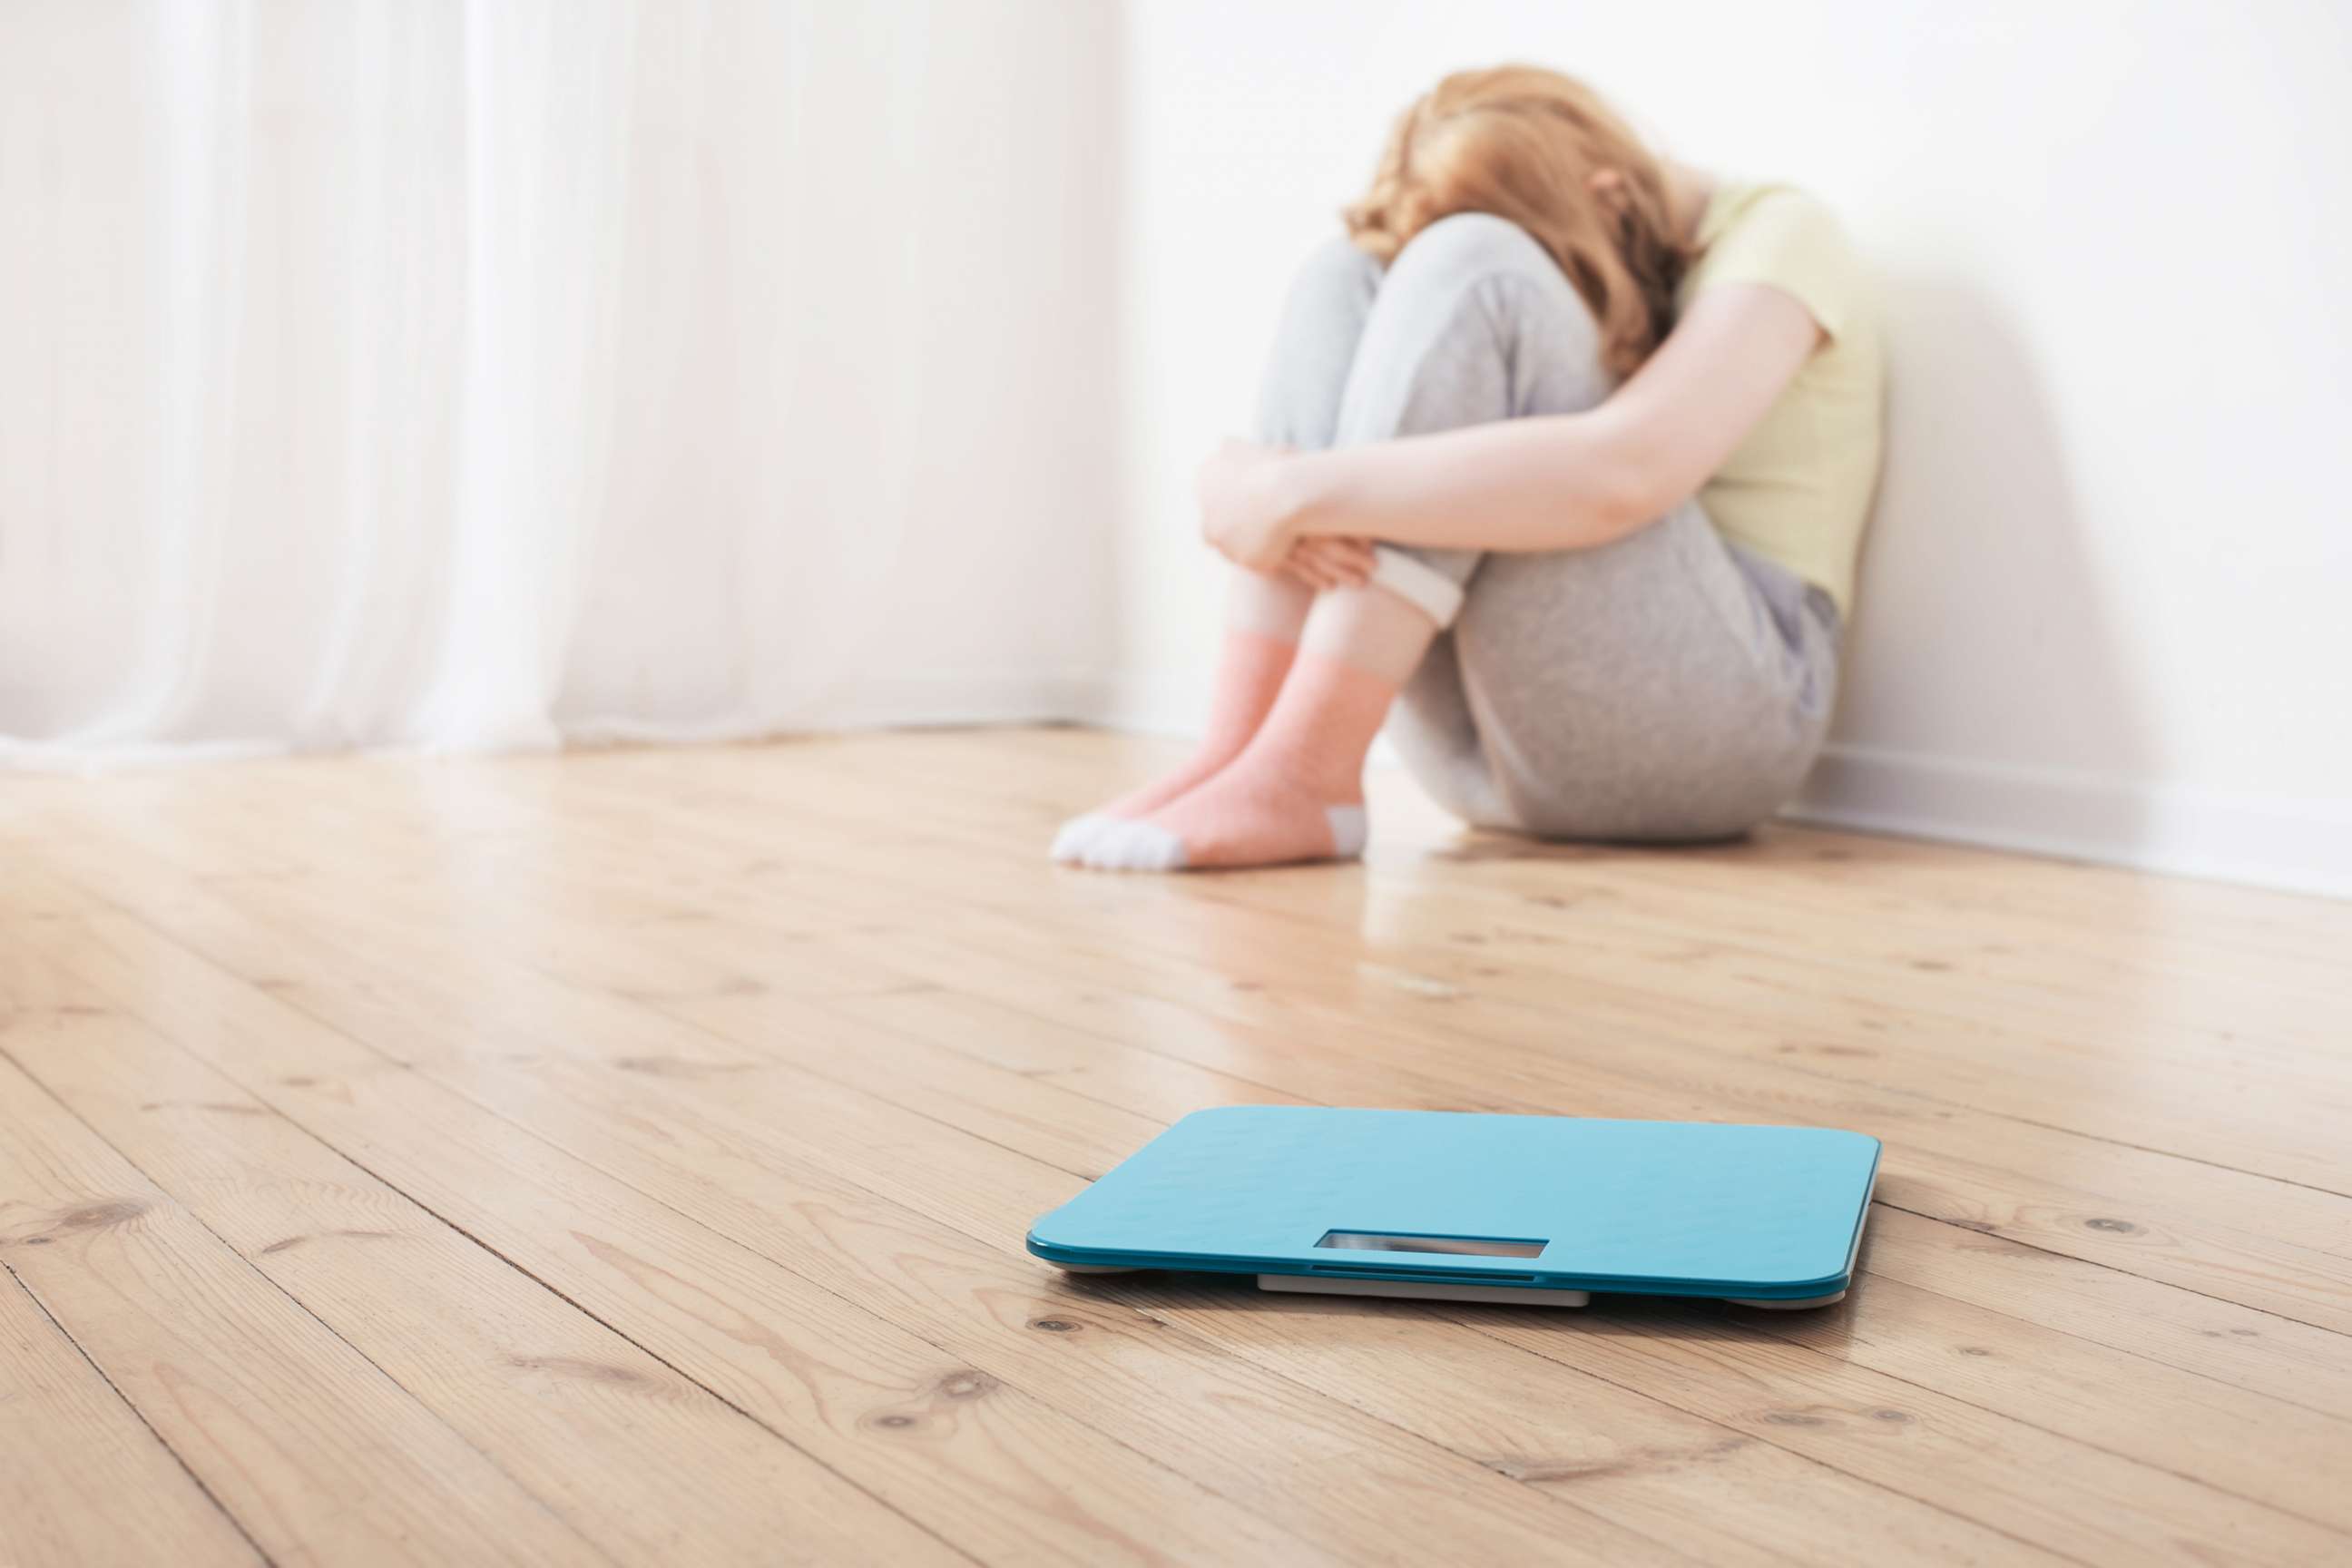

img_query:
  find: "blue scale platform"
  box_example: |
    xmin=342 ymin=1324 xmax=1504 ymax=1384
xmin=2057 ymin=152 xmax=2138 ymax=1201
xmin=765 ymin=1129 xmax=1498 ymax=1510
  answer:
xmin=1028 ymin=1107 xmax=1880 ymax=1308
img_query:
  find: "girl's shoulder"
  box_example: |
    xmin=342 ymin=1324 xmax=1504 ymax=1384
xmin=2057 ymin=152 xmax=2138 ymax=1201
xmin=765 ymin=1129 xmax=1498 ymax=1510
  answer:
xmin=1683 ymin=181 xmax=1872 ymax=344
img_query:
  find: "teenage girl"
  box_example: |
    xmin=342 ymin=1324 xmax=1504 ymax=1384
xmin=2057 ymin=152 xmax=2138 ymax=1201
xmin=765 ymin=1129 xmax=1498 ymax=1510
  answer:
xmin=1055 ymin=65 xmax=1882 ymax=871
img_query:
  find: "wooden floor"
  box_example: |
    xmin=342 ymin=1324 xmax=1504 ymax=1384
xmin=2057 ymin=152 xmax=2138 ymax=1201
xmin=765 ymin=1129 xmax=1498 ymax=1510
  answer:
xmin=3 ymin=729 xmax=2348 ymax=1567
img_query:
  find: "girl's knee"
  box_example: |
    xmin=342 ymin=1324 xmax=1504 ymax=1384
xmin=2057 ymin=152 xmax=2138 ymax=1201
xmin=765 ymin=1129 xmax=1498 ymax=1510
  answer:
xmin=1373 ymin=213 xmax=1606 ymax=387
xmin=1386 ymin=212 xmax=1561 ymax=294
xmin=1285 ymin=235 xmax=1383 ymax=307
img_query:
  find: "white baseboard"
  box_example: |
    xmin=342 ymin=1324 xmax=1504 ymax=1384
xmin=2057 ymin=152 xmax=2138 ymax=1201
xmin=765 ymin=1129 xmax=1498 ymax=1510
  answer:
xmin=1789 ymin=743 xmax=2352 ymax=901
xmin=564 ymin=671 xmax=1125 ymax=745
xmin=0 ymin=673 xmax=1132 ymax=769
xmin=1066 ymin=677 xmax=1197 ymax=739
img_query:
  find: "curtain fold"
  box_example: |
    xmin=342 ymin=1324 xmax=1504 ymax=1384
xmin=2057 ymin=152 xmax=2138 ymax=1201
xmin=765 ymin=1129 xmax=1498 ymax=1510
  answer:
xmin=0 ymin=0 xmax=1120 ymax=764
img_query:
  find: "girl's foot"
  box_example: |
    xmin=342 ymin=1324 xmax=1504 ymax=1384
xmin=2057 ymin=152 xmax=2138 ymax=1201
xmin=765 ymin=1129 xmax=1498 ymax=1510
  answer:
xmin=1079 ymin=761 xmax=1368 ymax=871
xmin=1050 ymin=627 xmax=1296 ymax=860
xmin=1076 ymin=652 xmax=1395 ymax=872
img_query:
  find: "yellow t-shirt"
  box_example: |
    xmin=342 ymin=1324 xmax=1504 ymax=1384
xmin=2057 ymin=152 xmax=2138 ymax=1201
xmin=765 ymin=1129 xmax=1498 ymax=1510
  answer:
xmin=1677 ymin=182 xmax=1884 ymax=617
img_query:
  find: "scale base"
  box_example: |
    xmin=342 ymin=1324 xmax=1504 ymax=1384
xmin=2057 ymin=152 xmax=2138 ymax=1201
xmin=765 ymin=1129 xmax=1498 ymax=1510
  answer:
xmin=1258 ymin=1274 xmax=1591 ymax=1307
xmin=1049 ymin=1263 xmax=1848 ymax=1309
xmin=1726 ymin=1289 xmax=1847 ymax=1309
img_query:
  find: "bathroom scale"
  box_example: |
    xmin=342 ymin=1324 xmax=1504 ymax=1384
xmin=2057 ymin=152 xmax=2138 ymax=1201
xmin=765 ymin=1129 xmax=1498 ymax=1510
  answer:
xmin=1028 ymin=1107 xmax=1880 ymax=1308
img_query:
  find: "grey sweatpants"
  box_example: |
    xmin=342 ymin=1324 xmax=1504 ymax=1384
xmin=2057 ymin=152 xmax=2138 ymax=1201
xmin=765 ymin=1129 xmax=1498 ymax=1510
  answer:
xmin=1257 ymin=213 xmax=1839 ymax=841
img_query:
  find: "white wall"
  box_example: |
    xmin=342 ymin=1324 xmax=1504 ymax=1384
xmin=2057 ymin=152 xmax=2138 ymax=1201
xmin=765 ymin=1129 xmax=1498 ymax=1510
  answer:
xmin=1110 ymin=0 xmax=2352 ymax=896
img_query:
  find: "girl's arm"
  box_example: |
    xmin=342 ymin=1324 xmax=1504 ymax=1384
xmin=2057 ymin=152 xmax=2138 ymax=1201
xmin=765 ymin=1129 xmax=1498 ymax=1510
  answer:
xmin=1204 ymin=282 xmax=1821 ymax=568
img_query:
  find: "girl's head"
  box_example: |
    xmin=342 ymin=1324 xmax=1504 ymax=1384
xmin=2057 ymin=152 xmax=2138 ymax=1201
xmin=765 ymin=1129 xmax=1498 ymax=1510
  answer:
xmin=1344 ymin=66 xmax=1690 ymax=378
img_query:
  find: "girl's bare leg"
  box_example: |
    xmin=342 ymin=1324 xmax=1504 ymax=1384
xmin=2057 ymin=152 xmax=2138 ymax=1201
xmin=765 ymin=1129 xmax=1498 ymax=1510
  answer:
xmin=1047 ymin=572 xmax=1312 ymax=859
xmin=1076 ymin=584 xmax=1435 ymax=870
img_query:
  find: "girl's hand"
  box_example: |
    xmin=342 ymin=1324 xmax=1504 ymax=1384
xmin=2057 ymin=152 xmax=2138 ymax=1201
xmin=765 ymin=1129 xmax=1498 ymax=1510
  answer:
xmin=1279 ymin=535 xmax=1377 ymax=592
xmin=1197 ymin=438 xmax=1308 ymax=572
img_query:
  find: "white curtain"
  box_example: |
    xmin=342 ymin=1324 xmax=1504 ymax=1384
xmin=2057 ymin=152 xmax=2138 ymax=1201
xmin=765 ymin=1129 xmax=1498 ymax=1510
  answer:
xmin=0 ymin=0 xmax=1119 ymax=764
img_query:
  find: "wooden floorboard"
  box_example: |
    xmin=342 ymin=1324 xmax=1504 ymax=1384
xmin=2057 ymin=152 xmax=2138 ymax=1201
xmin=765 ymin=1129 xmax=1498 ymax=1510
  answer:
xmin=0 ymin=1257 xmax=264 ymax=1568
xmin=2 ymin=729 xmax=2347 ymax=1566
xmin=0 ymin=1056 xmax=602 ymax=1567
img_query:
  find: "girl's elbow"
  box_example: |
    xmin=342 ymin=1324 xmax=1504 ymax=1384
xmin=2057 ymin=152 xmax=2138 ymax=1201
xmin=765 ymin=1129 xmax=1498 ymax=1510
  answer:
xmin=1598 ymin=467 xmax=1675 ymax=540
